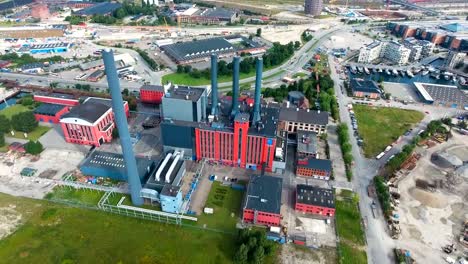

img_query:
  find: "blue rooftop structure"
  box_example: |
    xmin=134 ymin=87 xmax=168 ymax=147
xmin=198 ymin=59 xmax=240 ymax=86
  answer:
xmin=440 ymin=23 xmax=468 ymax=33
xmin=75 ymin=2 xmax=122 ymax=16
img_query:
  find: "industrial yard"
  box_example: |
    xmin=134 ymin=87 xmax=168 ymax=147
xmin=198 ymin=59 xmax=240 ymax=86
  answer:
xmin=396 ymin=132 xmax=468 ymax=262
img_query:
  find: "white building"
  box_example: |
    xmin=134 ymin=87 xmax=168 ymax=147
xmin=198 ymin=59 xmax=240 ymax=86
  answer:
xmin=403 ymin=37 xmax=434 ymax=62
xmin=444 ymin=50 xmax=466 ymax=69
xmin=358 ymin=41 xmax=383 ymax=64
xmin=382 ymin=41 xmax=411 ymax=65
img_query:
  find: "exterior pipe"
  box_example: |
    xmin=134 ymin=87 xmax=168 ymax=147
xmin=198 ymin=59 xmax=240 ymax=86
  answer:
xmin=231 ymin=56 xmax=240 ymax=117
xmin=165 ymin=151 xmax=183 ymax=183
xmin=102 ymin=49 xmax=143 ymax=206
xmin=253 ymin=58 xmax=263 ymax=124
xmin=210 ymin=53 xmax=218 ymax=116
xmin=155 ymin=153 xmax=172 ymax=181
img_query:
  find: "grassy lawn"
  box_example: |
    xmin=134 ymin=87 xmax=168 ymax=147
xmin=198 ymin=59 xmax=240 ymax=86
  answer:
xmin=0 ymin=104 xmax=30 ymax=119
xmin=338 ymin=243 xmax=368 ymax=264
xmin=0 ymin=145 xmax=8 ymax=152
xmin=0 ymin=192 xmax=237 ymax=264
xmin=196 ymin=181 xmax=244 ymax=233
xmin=353 ymin=105 xmax=424 ymax=158
xmin=292 ymin=72 xmax=308 ymax=78
xmin=335 ymin=190 xmax=367 ymax=264
xmin=7 ymin=126 xmax=51 ymax=142
xmin=44 ymin=186 xmax=105 ymax=206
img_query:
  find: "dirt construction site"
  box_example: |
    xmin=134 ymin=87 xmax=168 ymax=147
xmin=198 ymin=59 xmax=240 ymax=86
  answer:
xmin=0 ymin=149 xmax=85 ymax=199
xmin=397 ymin=132 xmax=468 ymax=262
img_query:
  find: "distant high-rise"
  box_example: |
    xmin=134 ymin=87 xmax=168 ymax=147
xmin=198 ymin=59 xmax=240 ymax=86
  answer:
xmin=304 ymin=0 xmax=323 ymax=16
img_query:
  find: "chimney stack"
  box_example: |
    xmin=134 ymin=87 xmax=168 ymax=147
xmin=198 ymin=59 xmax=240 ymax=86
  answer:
xmin=231 ymin=56 xmax=240 ymax=117
xmin=102 ymin=49 xmax=143 ymax=206
xmin=210 ymin=54 xmax=218 ymax=116
xmin=253 ymin=58 xmax=263 ymax=124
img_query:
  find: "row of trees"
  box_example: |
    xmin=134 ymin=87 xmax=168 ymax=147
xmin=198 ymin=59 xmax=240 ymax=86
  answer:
xmin=64 ymin=15 xmax=86 ymax=25
xmin=0 ymin=53 xmax=63 ymax=67
xmin=133 ymin=48 xmax=158 ymax=70
xmin=337 ymin=123 xmax=354 ymax=181
xmin=374 ymin=176 xmax=391 ymax=216
xmin=233 ymin=229 xmax=277 ymax=264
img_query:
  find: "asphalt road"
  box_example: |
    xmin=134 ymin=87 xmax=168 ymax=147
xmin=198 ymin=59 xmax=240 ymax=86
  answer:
xmin=329 ymin=55 xmax=467 ymax=264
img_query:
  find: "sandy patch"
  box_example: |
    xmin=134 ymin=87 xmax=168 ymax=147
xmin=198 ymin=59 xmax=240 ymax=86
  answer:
xmin=408 ymin=188 xmax=448 ymax=208
xmin=0 ymin=205 xmax=22 ymax=240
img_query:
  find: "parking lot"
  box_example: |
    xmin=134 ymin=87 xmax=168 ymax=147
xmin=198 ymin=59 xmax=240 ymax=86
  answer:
xmin=383 ymin=82 xmax=419 ymax=103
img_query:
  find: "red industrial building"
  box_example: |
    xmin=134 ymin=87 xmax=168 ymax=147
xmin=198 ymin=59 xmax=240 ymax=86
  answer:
xmin=140 ymin=84 xmax=165 ymax=104
xmin=33 ymin=92 xmax=79 ymax=107
xmin=296 ymin=158 xmax=332 ymax=180
xmin=242 ymin=175 xmax=283 ymax=227
xmin=60 ymin=97 xmax=129 ymax=146
xmin=295 ymin=184 xmax=335 ymax=217
xmin=33 ymin=103 xmax=69 ymax=124
xmin=195 ymin=111 xmax=277 ymax=171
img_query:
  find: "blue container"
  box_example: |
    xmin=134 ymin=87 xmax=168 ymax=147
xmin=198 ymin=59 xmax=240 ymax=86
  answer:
xmin=231 ymin=184 xmax=245 ymax=191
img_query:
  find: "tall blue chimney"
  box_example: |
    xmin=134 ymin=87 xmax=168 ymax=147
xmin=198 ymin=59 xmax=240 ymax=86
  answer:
xmin=253 ymin=58 xmax=263 ymax=124
xmin=210 ymin=54 xmax=218 ymax=116
xmin=231 ymin=56 xmax=240 ymax=117
xmin=102 ymin=49 xmax=143 ymax=206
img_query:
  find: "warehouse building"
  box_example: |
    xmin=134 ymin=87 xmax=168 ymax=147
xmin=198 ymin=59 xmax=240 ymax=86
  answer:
xmin=176 ymin=7 xmax=238 ymax=25
xmin=87 ymin=69 xmax=105 ymax=82
xmin=75 ymin=2 xmax=122 ymax=16
xmin=414 ymin=82 xmax=468 ymax=110
xmin=278 ymin=108 xmax=329 ymax=135
xmin=295 ymin=184 xmax=335 ymax=217
xmin=296 ymin=158 xmax=332 ymax=180
xmin=350 ymin=78 xmax=381 ymax=99
xmin=17 ymin=42 xmax=70 ymax=54
xmin=33 ymin=103 xmax=69 ymax=124
xmin=140 ymin=84 xmax=166 ymax=104
xmin=79 ymin=150 xmax=156 ymax=182
xmin=160 ymin=36 xmax=264 ymax=65
xmin=242 ymin=175 xmax=283 ymax=227
xmin=33 ymin=92 xmax=80 ymax=106
xmin=60 ymin=97 xmax=129 ymax=146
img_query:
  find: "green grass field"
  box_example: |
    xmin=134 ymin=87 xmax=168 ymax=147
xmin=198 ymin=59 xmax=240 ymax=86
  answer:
xmin=197 ymin=181 xmax=244 ymax=233
xmin=0 ymin=104 xmax=30 ymax=119
xmin=7 ymin=126 xmax=51 ymax=142
xmin=0 ymin=193 xmax=237 ymax=264
xmin=335 ymin=190 xmax=367 ymax=264
xmin=45 ymin=186 xmax=105 ymax=206
xmin=353 ymin=105 xmax=424 ymax=158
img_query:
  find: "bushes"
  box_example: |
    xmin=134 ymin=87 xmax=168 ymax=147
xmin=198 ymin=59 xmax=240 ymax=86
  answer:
xmin=24 ymin=140 xmax=43 ymax=155
xmin=0 ymin=133 xmax=4 ymax=148
xmin=337 ymin=123 xmax=353 ymax=181
xmin=0 ymin=115 xmax=10 ymax=134
xmin=11 ymin=111 xmax=38 ymax=133
xmin=234 ymin=229 xmax=277 ymax=264
xmin=374 ymin=176 xmax=391 ymax=216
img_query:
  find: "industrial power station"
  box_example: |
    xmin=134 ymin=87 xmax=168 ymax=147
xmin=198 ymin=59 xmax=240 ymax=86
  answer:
xmin=161 ymin=55 xmax=286 ymax=172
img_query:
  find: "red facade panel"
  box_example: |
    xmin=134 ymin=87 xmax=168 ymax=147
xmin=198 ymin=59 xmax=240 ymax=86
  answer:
xmin=140 ymin=90 xmax=164 ymax=104
xmin=34 ymin=106 xmax=69 ymax=124
xmin=295 ymin=203 xmax=335 ymax=217
xmin=33 ymin=95 xmax=79 ymax=106
xmin=242 ymin=209 xmax=281 ymax=226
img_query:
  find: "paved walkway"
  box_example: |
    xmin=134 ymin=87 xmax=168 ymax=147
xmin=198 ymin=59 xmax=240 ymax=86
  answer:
xmin=327 ymin=122 xmax=348 ymax=183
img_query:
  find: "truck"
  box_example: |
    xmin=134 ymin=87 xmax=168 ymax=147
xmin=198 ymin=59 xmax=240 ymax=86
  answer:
xmin=371 ymin=200 xmax=377 ymax=218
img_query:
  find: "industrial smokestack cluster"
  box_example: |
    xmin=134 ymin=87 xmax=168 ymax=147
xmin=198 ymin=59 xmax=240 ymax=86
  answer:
xmin=102 ymin=49 xmax=143 ymax=206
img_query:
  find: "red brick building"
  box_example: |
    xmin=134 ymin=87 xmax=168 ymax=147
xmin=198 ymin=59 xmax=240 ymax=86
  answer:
xmin=140 ymin=84 xmax=165 ymax=104
xmin=242 ymin=175 xmax=283 ymax=227
xmin=33 ymin=92 xmax=79 ymax=107
xmin=60 ymin=97 xmax=129 ymax=146
xmin=33 ymin=103 xmax=69 ymax=124
xmin=295 ymin=184 xmax=335 ymax=217
xmin=296 ymin=158 xmax=332 ymax=180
